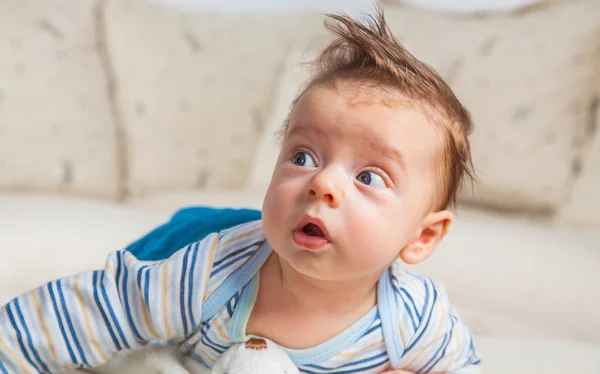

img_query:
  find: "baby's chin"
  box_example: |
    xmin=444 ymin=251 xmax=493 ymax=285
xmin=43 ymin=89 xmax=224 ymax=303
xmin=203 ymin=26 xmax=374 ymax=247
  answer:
xmin=279 ymin=251 xmax=356 ymax=282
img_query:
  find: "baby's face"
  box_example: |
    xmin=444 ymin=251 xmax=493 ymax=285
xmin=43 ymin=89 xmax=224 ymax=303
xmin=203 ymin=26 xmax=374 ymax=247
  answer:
xmin=262 ymin=82 xmax=444 ymax=282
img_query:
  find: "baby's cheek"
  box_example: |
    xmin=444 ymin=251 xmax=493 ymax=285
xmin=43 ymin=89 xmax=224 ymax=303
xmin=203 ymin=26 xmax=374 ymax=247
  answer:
xmin=262 ymin=184 xmax=294 ymax=240
xmin=262 ymin=193 xmax=280 ymax=229
xmin=348 ymin=211 xmax=403 ymax=259
xmin=264 ymin=182 xmax=290 ymax=213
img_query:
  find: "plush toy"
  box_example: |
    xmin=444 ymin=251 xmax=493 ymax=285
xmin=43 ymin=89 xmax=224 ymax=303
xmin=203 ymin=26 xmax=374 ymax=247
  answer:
xmin=184 ymin=338 xmax=299 ymax=374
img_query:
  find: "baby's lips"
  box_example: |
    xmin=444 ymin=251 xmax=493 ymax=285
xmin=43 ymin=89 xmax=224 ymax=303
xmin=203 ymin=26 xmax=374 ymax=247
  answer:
xmin=295 ymin=215 xmax=331 ymax=241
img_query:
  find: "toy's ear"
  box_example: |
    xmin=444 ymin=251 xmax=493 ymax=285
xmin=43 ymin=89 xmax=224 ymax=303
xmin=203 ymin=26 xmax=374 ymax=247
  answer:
xmin=245 ymin=338 xmax=268 ymax=350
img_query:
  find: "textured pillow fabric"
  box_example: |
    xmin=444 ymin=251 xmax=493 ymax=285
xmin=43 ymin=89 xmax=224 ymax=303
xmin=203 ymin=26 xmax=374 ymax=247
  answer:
xmin=0 ymin=0 xmax=120 ymax=198
xmin=104 ymin=0 xmax=325 ymax=196
xmin=557 ymin=105 xmax=600 ymax=227
xmin=248 ymin=49 xmax=317 ymax=195
xmin=385 ymin=0 xmax=600 ymax=211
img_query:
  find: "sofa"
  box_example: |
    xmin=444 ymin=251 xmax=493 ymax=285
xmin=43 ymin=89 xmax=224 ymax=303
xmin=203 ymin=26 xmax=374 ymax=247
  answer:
xmin=0 ymin=0 xmax=599 ymax=373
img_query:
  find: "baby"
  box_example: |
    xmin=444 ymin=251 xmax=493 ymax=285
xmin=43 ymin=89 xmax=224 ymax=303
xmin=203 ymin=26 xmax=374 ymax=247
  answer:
xmin=0 ymin=9 xmax=480 ymax=374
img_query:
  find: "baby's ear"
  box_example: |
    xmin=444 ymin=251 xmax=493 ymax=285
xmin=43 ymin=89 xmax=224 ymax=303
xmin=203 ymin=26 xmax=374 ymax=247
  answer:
xmin=399 ymin=210 xmax=453 ymax=265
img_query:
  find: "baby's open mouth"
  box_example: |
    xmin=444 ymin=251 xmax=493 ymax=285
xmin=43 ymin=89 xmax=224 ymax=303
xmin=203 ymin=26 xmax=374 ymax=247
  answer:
xmin=302 ymin=223 xmax=325 ymax=237
xmin=293 ymin=216 xmax=331 ymax=251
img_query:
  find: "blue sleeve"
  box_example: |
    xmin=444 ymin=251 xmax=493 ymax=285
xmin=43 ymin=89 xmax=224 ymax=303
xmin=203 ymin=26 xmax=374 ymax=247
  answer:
xmin=125 ymin=206 xmax=261 ymax=261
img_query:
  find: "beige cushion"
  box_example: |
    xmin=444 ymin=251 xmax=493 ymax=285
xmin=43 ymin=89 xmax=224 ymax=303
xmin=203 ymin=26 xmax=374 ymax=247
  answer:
xmin=407 ymin=209 xmax=600 ymax=344
xmin=557 ymin=105 xmax=600 ymax=227
xmin=385 ymin=0 xmax=600 ymax=211
xmin=248 ymin=49 xmax=317 ymax=195
xmin=0 ymin=0 xmax=120 ymax=198
xmin=105 ymin=0 xmax=324 ymax=196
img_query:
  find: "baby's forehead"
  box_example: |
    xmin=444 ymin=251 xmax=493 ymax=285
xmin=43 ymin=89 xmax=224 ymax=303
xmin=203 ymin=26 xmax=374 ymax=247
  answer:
xmin=291 ymin=81 xmax=441 ymax=133
xmin=289 ymin=84 xmax=445 ymax=159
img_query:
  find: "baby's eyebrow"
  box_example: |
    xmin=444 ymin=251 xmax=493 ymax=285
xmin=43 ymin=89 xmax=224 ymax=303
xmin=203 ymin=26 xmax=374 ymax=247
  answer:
xmin=364 ymin=140 xmax=406 ymax=172
xmin=287 ymin=124 xmax=328 ymax=140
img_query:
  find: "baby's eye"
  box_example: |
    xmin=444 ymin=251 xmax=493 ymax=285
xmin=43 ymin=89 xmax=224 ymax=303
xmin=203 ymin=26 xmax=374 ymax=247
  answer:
xmin=356 ymin=171 xmax=386 ymax=188
xmin=291 ymin=151 xmax=316 ymax=168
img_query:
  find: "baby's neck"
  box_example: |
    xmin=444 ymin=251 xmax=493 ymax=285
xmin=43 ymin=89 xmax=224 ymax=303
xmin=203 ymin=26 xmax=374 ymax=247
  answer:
xmin=263 ymin=253 xmax=379 ymax=315
xmin=247 ymin=253 xmax=381 ymax=349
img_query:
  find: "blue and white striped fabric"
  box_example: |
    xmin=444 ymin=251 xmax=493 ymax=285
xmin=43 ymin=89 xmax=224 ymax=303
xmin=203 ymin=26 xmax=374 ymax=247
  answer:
xmin=0 ymin=220 xmax=480 ymax=373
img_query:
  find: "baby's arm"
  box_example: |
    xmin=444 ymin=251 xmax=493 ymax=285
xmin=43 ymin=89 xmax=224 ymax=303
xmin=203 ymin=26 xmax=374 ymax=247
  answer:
xmin=393 ymin=277 xmax=481 ymax=373
xmin=0 ymin=233 xmax=220 ymax=373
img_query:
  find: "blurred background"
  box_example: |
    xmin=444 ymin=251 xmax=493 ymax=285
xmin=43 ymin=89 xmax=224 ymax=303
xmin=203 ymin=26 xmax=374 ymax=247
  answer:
xmin=0 ymin=0 xmax=599 ymax=373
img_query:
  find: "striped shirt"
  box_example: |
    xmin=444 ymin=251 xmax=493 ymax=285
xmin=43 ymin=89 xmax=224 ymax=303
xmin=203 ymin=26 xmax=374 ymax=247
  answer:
xmin=0 ymin=220 xmax=480 ymax=373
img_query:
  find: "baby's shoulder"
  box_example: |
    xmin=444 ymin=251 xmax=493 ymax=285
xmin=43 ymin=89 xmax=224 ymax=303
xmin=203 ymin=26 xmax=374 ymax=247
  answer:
xmin=199 ymin=220 xmax=266 ymax=299
xmin=212 ymin=219 xmax=266 ymax=266
xmin=386 ymin=261 xmax=451 ymax=315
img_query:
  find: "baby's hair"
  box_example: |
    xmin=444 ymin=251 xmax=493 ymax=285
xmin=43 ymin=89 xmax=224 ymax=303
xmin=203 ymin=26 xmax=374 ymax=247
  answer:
xmin=286 ymin=7 xmax=475 ymax=210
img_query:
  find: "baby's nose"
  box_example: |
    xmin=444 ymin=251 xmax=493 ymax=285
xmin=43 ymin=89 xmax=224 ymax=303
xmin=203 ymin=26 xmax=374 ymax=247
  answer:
xmin=307 ymin=167 xmax=345 ymax=208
